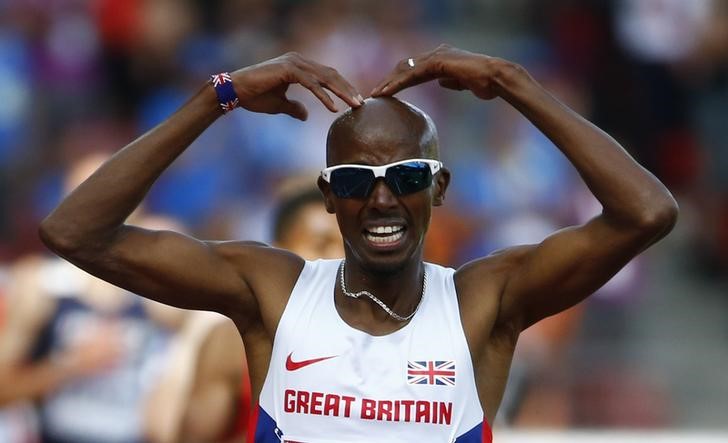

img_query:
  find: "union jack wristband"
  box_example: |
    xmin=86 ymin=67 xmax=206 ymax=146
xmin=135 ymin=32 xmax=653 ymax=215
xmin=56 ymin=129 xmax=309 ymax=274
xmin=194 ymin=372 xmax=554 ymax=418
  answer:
xmin=210 ymin=72 xmax=239 ymax=114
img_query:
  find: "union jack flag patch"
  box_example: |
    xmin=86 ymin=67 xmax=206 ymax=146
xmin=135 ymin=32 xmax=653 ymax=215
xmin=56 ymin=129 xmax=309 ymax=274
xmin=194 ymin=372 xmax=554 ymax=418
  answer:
xmin=211 ymin=73 xmax=232 ymax=86
xmin=210 ymin=72 xmax=239 ymax=114
xmin=407 ymin=360 xmax=456 ymax=386
xmin=221 ymin=99 xmax=239 ymax=112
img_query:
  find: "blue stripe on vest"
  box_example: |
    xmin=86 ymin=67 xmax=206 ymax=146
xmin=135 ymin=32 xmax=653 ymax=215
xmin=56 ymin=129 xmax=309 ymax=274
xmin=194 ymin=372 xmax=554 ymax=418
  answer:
xmin=455 ymin=421 xmax=483 ymax=442
xmin=254 ymin=406 xmax=284 ymax=443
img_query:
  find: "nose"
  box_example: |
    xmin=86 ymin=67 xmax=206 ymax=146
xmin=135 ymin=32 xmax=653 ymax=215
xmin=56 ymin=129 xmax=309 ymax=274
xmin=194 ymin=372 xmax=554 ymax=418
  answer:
xmin=366 ymin=178 xmax=398 ymax=211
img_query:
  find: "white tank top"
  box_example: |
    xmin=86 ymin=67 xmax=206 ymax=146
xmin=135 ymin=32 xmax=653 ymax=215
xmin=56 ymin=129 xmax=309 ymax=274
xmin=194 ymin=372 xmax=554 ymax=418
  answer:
xmin=251 ymin=259 xmax=492 ymax=443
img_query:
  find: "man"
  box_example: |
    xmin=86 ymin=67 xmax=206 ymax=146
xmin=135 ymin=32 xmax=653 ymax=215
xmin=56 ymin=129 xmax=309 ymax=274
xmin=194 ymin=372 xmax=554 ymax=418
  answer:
xmin=0 ymin=244 xmax=185 ymax=443
xmin=146 ymin=187 xmax=342 ymax=443
xmin=39 ymin=46 xmax=678 ymax=442
xmin=0 ymin=152 xmax=189 ymax=443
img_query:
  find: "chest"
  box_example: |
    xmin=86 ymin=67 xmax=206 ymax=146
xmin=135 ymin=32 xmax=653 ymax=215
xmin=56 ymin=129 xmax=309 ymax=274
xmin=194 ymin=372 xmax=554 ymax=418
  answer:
xmin=259 ymin=288 xmax=482 ymax=441
xmin=279 ymin=320 xmax=464 ymax=405
xmin=253 ymin=261 xmax=488 ymax=442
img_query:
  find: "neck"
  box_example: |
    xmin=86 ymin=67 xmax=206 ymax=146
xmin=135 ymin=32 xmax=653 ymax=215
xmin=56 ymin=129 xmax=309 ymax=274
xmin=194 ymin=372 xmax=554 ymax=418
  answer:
xmin=338 ymin=253 xmax=425 ymax=326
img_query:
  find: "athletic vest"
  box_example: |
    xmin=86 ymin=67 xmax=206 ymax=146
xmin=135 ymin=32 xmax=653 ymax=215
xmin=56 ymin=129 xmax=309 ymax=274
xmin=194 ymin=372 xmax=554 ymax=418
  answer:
xmin=251 ymin=259 xmax=492 ymax=442
xmin=32 ymin=264 xmax=171 ymax=443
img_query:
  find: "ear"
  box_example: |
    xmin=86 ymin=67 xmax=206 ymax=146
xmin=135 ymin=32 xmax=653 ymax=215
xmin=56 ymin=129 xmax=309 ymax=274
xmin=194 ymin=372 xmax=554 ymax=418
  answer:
xmin=432 ymin=167 xmax=450 ymax=207
xmin=317 ymin=176 xmax=336 ymax=213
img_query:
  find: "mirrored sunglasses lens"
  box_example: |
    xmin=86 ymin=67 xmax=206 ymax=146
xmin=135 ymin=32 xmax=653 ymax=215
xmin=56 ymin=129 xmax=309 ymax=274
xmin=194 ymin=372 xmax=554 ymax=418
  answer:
xmin=331 ymin=168 xmax=374 ymax=198
xmin=386 ymin=162 xmax=432 ymax=195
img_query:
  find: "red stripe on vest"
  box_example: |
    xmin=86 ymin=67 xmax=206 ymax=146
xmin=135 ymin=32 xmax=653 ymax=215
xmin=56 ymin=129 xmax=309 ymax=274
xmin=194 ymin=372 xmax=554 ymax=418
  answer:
xmin=246 ymin=402 xmax=260 ymax=443
xmin=482 ymin=418 xmax=493 ymax=442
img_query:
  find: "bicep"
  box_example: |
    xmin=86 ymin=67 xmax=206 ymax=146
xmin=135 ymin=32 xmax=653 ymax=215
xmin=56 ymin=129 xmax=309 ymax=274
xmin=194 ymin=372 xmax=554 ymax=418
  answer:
xmin=71 ymin=225 xmax=257 ymax=318
xmin=499 ymin=215 xmax=655 ymax=328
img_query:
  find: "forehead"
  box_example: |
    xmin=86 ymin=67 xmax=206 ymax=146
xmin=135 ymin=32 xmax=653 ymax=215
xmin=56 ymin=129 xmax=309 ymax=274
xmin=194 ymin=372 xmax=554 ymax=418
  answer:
xmin=329 ymin=136 xmax=425 ymax=166
xmin=326 ymin=98 xmax=436 ymax=166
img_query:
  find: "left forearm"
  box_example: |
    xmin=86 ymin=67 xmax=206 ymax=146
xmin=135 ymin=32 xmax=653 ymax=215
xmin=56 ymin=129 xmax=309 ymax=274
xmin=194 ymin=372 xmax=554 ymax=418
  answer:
xmin=492 ymin=61 xmax=678 ymax=229
xmin=0 ymin=362 xmax=74 ymax=405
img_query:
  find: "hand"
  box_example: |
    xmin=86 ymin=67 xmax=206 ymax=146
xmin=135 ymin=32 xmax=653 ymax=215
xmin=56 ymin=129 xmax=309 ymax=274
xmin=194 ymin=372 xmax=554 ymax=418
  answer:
xmin=371 ymin=44 xmax=521 ymax=100
xmin=56 ymin=323 xmax=124 ymax=378
xmin=230 ymin=52 xmax=363 ymax=120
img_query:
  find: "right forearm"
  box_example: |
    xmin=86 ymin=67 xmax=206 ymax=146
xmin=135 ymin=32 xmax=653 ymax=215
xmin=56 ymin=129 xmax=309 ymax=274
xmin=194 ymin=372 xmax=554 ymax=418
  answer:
xmin=40 ymin=84 xmax=221 ymax=253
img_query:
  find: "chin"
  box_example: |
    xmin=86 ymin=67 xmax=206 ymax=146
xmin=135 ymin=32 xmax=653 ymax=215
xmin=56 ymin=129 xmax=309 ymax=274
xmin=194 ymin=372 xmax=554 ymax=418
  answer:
xmin=362 ymin=256 xmax=409 ymax=275
xmin=347 ymin=241 xmax=421 ymax=276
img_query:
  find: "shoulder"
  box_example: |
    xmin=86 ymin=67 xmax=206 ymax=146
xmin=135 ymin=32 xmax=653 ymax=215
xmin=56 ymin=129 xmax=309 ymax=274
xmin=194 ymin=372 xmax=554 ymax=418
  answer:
xmin=454 ymin=245 xmax=533 ymax=298
xmin=209 ymin=240 xmax=308 ymax=331
xmin=209 ymin=240 xmax=305 ymax=284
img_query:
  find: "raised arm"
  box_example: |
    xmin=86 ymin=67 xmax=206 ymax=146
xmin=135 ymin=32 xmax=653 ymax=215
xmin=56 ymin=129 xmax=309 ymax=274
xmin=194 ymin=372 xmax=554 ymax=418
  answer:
xmin=372 ymin=45 xmax=678 ymax=330
xmin=40 ymin=53 xmax=362 ymax=324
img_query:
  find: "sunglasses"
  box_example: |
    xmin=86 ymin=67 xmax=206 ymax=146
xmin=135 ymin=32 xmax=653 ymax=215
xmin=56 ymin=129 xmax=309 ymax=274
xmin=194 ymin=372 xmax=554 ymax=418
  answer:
xmin=321 ymin=158 xmax=442 ymax=198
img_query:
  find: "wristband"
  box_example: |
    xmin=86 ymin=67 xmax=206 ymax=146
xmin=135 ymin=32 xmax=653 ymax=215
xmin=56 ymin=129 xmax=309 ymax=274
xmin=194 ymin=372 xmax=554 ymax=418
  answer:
xmin=210 ymin=72 xmax=239 ymax=114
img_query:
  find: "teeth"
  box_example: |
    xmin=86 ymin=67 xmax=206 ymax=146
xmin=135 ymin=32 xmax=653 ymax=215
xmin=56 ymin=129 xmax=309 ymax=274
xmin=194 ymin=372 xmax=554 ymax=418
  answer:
xmin=366 ymin=230 xmax=404 ymax=244
xmin=368 ymin=225 xmax=403 ymax=235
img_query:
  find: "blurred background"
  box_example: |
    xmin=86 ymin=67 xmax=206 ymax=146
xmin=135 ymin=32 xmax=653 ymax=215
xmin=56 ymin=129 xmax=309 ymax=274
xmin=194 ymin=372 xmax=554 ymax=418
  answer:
xmin=0 ymin=0 xmax=727 ymax=441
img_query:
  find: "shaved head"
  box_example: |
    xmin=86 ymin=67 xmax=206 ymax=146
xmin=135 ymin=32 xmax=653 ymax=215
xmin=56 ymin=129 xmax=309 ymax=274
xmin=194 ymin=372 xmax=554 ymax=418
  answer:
xmin=326 ymin=97 xmax=439 ymax=166
xmin=318 ymin=97 xmax=451 ymax=275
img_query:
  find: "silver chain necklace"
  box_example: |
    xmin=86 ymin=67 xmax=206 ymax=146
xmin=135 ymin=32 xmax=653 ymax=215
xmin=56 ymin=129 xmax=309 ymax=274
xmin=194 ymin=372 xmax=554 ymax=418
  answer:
xmin=338 ymin=260 xmax=426 ymax=322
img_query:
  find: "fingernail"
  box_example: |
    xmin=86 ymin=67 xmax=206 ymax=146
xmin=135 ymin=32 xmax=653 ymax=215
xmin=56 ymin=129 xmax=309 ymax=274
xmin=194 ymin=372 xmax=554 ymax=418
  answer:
xmin=357 ymin=94 xmax=364 ymax=104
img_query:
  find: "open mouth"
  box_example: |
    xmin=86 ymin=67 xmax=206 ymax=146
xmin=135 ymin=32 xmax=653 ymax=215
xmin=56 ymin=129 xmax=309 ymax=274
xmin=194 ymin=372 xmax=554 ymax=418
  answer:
xmin=363 ymin=224 xmax=406 ymax=246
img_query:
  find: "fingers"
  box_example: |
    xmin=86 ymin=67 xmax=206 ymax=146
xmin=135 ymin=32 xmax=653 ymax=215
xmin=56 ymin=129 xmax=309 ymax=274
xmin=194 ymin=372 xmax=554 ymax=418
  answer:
xmin=370 ymin=58 xmax=413 ymax=96
xmin=296 ymin=72 xmax=340 ymax=112
xmin=370 ymin=55 xmax=437 ymax=97
xmin=371 ymin=44 xmax=475 ymax=97
xmin=284 ymin=53 xmax=363 ymax=112
xmin=310 ymin=61 xmax=363 ymax=109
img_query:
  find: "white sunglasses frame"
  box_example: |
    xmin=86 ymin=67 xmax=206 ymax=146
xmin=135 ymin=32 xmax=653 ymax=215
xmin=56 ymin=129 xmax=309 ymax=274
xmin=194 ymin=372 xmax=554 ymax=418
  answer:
xmin=320 ymin=158 xmax=443 ymax=182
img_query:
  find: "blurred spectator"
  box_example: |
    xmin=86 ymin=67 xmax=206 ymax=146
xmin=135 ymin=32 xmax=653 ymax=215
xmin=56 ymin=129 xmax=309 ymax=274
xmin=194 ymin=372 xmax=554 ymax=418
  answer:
xmin=145 ymin=184 xmax=343 ymax=443
xmin=0 ymin=263 xmax=40 ymax=443
xmin=615 ymin=0 xmax=713 ymax=63
xmin=0 ymin=250 xmax=184 ymax=443
xmin=0 ymin=153 xmax=187 ymax=443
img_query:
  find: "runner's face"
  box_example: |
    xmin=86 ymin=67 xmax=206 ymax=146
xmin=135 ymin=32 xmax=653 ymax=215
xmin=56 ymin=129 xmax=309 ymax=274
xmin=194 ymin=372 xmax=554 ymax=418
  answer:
xmin=322 ymin=134 xmax=439 ymax=274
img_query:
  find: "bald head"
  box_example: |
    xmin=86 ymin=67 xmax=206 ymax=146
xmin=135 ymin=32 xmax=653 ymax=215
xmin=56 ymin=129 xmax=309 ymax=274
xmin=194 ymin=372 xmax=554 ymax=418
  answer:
xmin=326 ymin=97 xmax=439 ymax=166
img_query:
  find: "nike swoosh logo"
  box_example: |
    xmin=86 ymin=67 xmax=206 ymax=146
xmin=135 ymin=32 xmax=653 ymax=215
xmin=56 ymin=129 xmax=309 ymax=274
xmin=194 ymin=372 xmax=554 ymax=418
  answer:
xmin=285 ymin=352 xmax=338 ymax=371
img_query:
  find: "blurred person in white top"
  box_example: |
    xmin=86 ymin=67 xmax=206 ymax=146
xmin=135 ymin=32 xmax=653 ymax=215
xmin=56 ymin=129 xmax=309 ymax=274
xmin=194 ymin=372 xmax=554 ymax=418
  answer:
xmin=0 ymin=152 xmax=187 ymax=443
